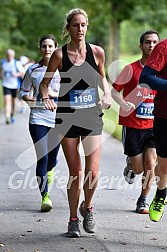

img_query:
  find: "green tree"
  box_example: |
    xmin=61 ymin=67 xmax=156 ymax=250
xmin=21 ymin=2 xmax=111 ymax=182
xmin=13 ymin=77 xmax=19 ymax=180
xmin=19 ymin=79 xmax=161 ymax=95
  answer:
xmin=107 ymin=0 xmax=167 ymax=63
xmin=0 ymin=0 xmax=166 ymax=63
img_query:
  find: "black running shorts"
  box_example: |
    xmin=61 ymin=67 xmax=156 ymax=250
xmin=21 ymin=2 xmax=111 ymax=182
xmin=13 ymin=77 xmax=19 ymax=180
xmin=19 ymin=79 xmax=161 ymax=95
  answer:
xmin=153 ymin=116 xmax=167 ymax=158
xmin=122 ymin=126 xmax=155 ymax=156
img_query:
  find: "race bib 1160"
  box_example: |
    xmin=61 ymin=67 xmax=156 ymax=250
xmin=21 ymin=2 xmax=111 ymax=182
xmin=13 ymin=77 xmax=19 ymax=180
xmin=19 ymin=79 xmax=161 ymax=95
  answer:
xmin=69 ymin=88 xmax=96 ymax=109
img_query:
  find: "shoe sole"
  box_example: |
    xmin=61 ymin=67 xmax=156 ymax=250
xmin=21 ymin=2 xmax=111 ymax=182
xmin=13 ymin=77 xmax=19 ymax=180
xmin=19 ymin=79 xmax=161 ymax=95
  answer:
xmin=124 ymin=177 xmax=135 ymax=184
xmin=83 ymin=225 xmax=95 ymax=233
xmin=41 ymin=204 xmax=52 ymax=212
xmin=136 ymin=209 xmax=149 ymax=214
xmin=66 ymin=232 xmax=81 ymax=238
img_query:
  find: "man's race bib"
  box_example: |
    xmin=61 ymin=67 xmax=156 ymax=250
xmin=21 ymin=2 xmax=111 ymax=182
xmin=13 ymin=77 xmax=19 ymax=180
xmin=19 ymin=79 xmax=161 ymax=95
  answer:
xmin=69 ymin=88 xmax=96 ymax=109
xmin=136 ymin=102 xmax=154 ymax=119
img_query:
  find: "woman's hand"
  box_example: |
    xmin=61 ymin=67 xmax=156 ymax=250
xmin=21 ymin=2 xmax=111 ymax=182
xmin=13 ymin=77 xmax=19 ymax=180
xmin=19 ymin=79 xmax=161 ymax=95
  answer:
xmin=101 ymin=93 xmax=112 ymax=110
xmin=120 ymin=101 xmax=135 ymax=112
xmin=42 ymin=98 xmax=57 ymax=112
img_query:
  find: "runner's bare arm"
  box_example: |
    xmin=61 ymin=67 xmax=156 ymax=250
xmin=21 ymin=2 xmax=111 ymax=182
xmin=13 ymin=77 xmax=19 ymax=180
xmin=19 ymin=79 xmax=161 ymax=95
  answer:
xmin=39 ymin=48 xmax=62 ymax=111
xmin=92 ymin=45 xmax=111 ymax=109
xmin=39 ymin=48 xmax=62 ymax=99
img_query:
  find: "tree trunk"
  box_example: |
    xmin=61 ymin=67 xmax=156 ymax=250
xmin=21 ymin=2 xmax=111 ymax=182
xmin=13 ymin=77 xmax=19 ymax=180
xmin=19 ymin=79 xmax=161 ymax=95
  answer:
xmin=107 ymin=19 xmax=120 ymax=67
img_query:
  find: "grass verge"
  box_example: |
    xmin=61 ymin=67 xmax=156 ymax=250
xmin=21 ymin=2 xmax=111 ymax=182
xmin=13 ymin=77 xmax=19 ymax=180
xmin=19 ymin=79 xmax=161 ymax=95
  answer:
xmin=103 ymin=107 xmax=122 ymax=141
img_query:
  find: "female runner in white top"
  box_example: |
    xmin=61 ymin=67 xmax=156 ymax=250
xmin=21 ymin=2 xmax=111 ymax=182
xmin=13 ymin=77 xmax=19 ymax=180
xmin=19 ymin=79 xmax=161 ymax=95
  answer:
xmin=20 ymin=35 xmax=60 ymax=212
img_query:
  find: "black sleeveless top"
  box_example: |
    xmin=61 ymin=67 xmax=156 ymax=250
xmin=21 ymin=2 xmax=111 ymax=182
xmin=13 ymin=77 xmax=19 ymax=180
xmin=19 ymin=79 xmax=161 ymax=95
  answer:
xmin=57 ymin=43 xmax=102 ymax=114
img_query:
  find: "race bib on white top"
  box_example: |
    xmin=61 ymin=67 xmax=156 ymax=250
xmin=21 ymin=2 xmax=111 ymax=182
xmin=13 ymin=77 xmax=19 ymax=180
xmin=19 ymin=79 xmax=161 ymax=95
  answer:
xmin=69 ymin=88 xmax=96 ymax=109
xmin=136 ymin=102 xmax=154 ymax=119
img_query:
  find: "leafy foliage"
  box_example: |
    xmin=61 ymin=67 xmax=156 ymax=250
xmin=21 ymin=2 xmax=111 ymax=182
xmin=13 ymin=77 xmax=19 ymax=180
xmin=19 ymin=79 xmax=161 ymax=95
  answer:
xmin=0 ymin=0 xmax=166 ymax=61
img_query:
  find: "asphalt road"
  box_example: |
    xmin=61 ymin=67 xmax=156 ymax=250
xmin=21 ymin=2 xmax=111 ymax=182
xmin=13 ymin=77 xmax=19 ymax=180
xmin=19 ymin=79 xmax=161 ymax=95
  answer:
xmin=0 ymin=105 xmax=167 ymax=252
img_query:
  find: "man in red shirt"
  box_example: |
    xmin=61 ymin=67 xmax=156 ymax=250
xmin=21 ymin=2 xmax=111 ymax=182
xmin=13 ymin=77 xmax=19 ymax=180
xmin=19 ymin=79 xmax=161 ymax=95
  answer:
xmin=111 ymin=30 xmax=160 ymax=213
xmin=140 ymin=38 xmax=167 ymax=222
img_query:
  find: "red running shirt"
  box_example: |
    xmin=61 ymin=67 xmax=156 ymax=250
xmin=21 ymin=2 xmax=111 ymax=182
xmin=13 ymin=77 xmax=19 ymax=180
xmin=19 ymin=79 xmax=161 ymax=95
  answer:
xmin=112 ymin=60 xmax=156 ymax=129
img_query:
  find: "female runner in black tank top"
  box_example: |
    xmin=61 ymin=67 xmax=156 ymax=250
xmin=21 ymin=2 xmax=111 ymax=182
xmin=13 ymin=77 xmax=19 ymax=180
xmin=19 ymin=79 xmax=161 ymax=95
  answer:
xmin=39 ymin=8 xmax=111 ymax=237
xmin=56 ymin=42 xmax=104 ymax=137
